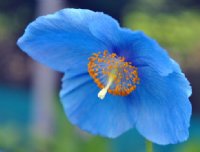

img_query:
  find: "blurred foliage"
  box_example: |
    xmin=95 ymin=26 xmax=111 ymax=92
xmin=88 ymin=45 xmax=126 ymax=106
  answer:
xmin=0 ymin=14 xmax=12 ymax=41
xmin=176 ymin=140 xmax=200 ymax=152
xmin=0 ymin=0 xmax=35 ymax=41
xmin=126 ymin=0 xmax=200 ymax=13
xmin=0 ymin=125 xmax=20 ymax=151
xmin=124 ymin=11 xmax=200 ymax=54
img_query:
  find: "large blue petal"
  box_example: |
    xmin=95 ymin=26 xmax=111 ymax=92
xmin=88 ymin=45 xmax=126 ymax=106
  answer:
xmin=88 ymin=14 xmax=121 ymax=50
xmin=60 ymin=72 xmax=136 ymax=138
xmin=170 ymin=58 xmax=192 ymax=96
xmin=17 ymin=9 xmax=120 ymax=72
xmin=132 ymin=67 xmax=192 ymax=145
xmin=115 ymin=29 xmax=174 ymax=76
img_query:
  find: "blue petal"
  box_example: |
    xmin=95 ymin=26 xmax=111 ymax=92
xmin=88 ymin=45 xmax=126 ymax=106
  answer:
xmin=17 ymin=9 xmax=118 ymax=72
xmin=116 ymin=29 xmax=174 ymax=76
xmin=88 ymin=13 xmax=121 ymax=49
xmin=131 ymin=67 xmax=192 ymax=145
xmin=170 ymin=58 xmax=192 ymax=96
xmin=60 ymin=72 xmax=136 ymax=138
xmin=170 ymin=58 xmax=181 ymax=73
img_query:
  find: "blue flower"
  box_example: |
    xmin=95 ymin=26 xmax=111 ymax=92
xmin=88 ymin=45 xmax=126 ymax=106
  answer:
xmin=17 ymin=8 xmax=192 ymax=145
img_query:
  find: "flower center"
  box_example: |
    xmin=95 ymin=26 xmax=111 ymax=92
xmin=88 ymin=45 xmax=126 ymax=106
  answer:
xmin=88 ymin=50 xmax=140 ymax=99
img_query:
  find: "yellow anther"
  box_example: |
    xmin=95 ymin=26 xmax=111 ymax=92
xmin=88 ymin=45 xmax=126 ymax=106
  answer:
xmin=88 ymin=50 xmax=140 ymax=98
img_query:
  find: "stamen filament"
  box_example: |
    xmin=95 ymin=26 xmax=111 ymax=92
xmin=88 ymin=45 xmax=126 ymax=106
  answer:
xmin=98 ymin=76 xmax=114 ymax=100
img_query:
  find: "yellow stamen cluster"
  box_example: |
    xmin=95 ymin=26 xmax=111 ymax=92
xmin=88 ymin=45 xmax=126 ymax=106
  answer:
xmin=88 ymin=50 xmax=140 ymax=98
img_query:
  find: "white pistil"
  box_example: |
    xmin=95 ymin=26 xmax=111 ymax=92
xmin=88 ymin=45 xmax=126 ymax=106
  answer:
xmin=98 ymin=75 xmax=115 ymax=100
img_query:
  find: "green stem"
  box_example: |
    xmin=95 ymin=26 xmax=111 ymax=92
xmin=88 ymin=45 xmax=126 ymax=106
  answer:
xmin=146 ymin=140 xmax=153 ymax=152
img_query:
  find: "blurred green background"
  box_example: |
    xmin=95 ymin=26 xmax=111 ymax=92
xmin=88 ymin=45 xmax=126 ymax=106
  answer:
xmin=0 ymin=0 xmax=200 ymax=151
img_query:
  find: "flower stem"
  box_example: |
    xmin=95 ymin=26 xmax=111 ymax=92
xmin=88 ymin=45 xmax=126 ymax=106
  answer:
xmin=146 ymin=140 xmax=153 ymax=152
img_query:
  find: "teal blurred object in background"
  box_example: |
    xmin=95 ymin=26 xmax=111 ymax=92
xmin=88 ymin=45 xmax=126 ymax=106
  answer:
xmin=0 ymin=0 xmax=200 ymax=151
xmin=0 ymin=85 xmax=30 ymax=125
